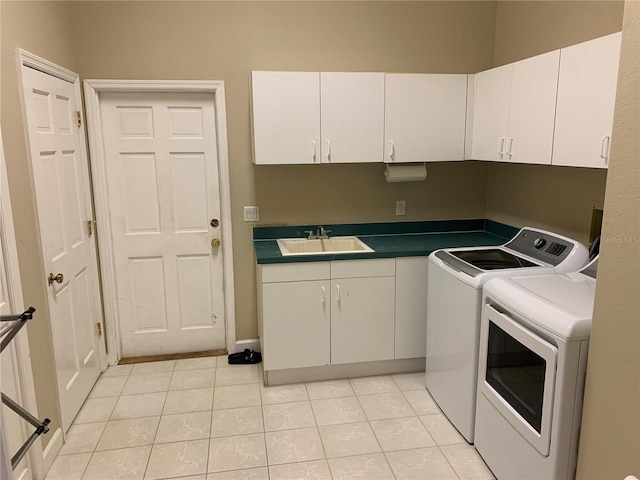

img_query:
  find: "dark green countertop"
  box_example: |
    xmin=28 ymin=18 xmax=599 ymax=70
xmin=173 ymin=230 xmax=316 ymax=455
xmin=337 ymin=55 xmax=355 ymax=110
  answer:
xmin=254 ymin=219 xmax=518 ymax=264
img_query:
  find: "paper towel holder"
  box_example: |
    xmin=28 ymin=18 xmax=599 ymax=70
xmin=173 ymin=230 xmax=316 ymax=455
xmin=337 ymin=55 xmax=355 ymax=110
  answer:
xmin=384 ymin=163 xmax=427 ymax=183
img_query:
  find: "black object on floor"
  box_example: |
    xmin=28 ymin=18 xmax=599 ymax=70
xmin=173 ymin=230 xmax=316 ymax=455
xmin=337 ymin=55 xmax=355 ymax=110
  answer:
xmin=228 ymin=349 xmax=262 ymax=365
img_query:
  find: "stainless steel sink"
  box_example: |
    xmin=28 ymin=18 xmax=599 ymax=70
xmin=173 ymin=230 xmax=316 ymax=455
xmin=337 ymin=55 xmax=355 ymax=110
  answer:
xmin=277 ymin=236 xmax=374 ymax=256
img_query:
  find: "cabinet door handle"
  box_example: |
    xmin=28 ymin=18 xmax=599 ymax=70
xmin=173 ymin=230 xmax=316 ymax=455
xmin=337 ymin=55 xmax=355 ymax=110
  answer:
xmin=506 ymin=137 xmax=514 ymax=157
xmin=336 ymin=284 xmax=341 ymax=304
xmin=326 ymin=141 xmax=331 ymax=162
xmin=498 ymin=137 xmax=505 ymax=157
xmin=321 ymin=286 xmax=326 ymax=307
xmin=388 ymin=140 xmax=395 ymax=162
xmin=312 ymin=141 xmax=317 ymax=163
xmin=600 ymin=135 xmax=611 ymax=162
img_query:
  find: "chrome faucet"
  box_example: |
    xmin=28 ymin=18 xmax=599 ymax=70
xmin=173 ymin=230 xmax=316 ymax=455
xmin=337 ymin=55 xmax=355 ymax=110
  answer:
xmin=316 ymin=226 xmax=331 ymax=239
xmin=305 ymin=226 xmax=332 ymax=239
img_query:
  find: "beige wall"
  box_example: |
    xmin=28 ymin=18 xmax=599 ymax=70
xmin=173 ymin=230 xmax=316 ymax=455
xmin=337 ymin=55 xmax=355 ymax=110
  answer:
xmin=486 ymin=0 xmax=624 ymax=246
xmin=494 ymin=0 xmax=625 ymax=67
xmin=1 ymin=0 xmax=79 ymax=446
xmin=67 ymin=1 xmax=498 ymax=340
xmin=577 ymin=1 xmax=640 ymax=477
xmin=485 ymin=163 xmax=607 ymax=245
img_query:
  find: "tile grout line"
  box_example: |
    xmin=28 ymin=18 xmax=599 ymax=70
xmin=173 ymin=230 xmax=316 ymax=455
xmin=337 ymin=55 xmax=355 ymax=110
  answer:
xmin=301 ymin=381 xmax=331 ymax=477
xmin=349 ymin=377 xmax=398 ymax=479
xmin=258 ymin=366 xmax=271 ymax=479
xmin=141 ymin=361 xmax=175 ymax=480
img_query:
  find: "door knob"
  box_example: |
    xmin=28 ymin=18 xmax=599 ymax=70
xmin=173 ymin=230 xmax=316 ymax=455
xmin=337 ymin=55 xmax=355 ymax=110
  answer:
xmin=47 ymin=273 xmax=64 ymax=286
xmin=211 ymin=238 xmax=221 ymax=248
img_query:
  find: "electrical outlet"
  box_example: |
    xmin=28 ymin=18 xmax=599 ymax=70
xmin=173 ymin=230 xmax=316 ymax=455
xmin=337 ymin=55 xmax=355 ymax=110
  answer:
xmin=243 ymin=206 xmax=260 ymax=222
xmin=395 ymin=200 xmax=406 ymax=216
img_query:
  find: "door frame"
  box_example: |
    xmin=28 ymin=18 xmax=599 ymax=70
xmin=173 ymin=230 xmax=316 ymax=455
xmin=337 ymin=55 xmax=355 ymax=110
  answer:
xmin=83 ymin=80 xmax=236 ymax=365
xmin=1 ymin=127 xmax=45 ymax=480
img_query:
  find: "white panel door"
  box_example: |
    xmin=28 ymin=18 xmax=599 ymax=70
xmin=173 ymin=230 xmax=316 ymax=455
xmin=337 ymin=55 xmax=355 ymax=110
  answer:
xmin=385 ymin=74 xmax=468 ymax=163
xmin=252 ymin=71 xmax=321 ymax=165
xmin=320 ymin=72 xmax=384 ymax=163
xmin=471 ymin=64 xmax=512 ymax=161
xmin=100 ymin=92 xmax=226 ymax=357
xmin=508 ymin=50 xmax=560 ymax=165
xmin=553 ymin=32 xmax=622 ymax=168
xmin=21 ymin=66 xmax=103 ymax=432
xmin=331 ymin=276 xmax=395 ymax=365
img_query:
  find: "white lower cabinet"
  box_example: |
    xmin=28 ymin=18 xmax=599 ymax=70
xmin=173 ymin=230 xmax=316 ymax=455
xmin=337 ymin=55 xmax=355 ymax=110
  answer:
xmin=260 ymin=262 xmax=330 ymax=371
xmin=394 ymin=257 xmax=428 ymax=359
xmin=331 ymin=259 xmax=396 ymax=364
xmin=262 ymin=279 xmax=331 ymax=371
xmin=260 ymin=257 xmax=407 ymax=372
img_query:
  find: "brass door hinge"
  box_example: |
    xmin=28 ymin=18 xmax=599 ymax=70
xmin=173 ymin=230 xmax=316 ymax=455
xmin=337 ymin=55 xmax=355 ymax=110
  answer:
xmin=87 ymin=220 xmax=95 ymax=237
xmin=96 ymin=323 xmax=102 ymax=337
xmin=76 ymin=111 xmax=82 ymax=128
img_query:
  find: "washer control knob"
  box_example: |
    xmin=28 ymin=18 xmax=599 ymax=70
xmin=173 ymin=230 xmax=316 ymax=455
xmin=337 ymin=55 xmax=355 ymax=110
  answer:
xmin=533 ymin=237 xmax=546 ymax=249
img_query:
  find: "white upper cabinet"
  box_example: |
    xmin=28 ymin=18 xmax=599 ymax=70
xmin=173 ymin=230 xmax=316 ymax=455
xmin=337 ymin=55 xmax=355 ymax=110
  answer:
xmin=508 ymin=51 xmax=560 ymax=165
xmin=553 ymin=33 xmax=622 ymax=168
xmin=252 ymin=71 xmax=320 ymax=165
xmin=385 ymin=74 xmax=468 ymax=163
xmin=320 ymin=72 xmax=385 ymax=163
xmin=252 ymin=71 xmax=384 ymax=165
xmin=472 ymin=50 xmax=560 ymax=165
xmin=471 ymin=64 xmax=512 ymax=162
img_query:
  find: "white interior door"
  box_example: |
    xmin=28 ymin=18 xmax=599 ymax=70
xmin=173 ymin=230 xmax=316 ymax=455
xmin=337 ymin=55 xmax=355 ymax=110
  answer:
xmin=21 ymin=65 xmax=103 ymax=432
xmin=1 ymin=129 xmax=42 ymax=480
xmin=99 ymin=92 xmax=226 ymax=358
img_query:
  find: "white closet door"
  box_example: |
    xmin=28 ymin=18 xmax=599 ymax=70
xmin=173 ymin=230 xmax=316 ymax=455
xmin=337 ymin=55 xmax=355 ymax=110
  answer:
xmin=252 ymin=71 xmax=320 ymax=165
xmin=320 ymin=72 xmax=384 ymax=163
xmin=21 ymin=66 xmax=102 ymax=432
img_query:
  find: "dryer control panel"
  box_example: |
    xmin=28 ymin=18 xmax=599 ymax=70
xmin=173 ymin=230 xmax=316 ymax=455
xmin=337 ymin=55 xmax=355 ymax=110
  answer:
xmin=505 ymin=229 xmax=577 ymax=266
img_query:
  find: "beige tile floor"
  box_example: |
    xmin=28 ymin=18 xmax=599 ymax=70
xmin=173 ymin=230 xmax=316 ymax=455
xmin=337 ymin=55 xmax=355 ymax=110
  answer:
xmin=47 ymin=357 xmax=495 ymax=480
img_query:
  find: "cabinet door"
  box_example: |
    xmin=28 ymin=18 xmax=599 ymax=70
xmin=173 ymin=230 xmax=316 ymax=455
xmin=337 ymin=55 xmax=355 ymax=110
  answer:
xmin=262 ymin=280 xmax=330 ymax=370
xmin=385 ymin=74 xmax=467 ymax=163
xmin=331 ymin=276 xmax=395 ymax=364
xmin=395 ymin=257 xmax=428 ymax=359
xmin=320 ymin=72 xmax=384 ymax=163
xmin=508 ymin=50 xmax=559 ymax=165
xmin=471 ymin=64 xmax=512 ymax=161
xmin=251 ymin=71 xmax=320 ymax=165
xmin=553 ymin=33 xmax=622 ymax=168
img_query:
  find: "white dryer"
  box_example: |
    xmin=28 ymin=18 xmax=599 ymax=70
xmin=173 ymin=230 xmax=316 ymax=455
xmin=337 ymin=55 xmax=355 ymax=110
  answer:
xmin=425 ymin=228 xmax=588 ymax=443
xmin=474 ymin=257 xmax=598 ymax=479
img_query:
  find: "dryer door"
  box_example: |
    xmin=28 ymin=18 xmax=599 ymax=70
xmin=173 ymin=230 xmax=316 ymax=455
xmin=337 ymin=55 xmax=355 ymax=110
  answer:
xmin=478 ymin=303 xmax=558 ymax=456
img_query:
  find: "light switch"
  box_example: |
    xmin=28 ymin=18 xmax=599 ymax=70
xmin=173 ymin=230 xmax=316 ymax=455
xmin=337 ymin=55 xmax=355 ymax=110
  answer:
xmin=244 ymin=206 xmax=260 ymax=222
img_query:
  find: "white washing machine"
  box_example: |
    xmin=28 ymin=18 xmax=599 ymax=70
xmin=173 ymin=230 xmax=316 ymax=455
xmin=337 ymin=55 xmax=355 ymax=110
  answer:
xmin=425 ymin=228 xmax=588 ymax=443
xmin=474 ymin=257 xmax=598 ymax=480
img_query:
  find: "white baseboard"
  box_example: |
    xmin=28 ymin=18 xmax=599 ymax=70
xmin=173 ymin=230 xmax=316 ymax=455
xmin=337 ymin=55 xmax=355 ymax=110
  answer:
xmin=234 ymin=338 xmax=260 ymax=354
xmin=264 ymin=357 xmax=426 ymax=386
xmin=42 ymin=427 xmax=63 ymax=473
